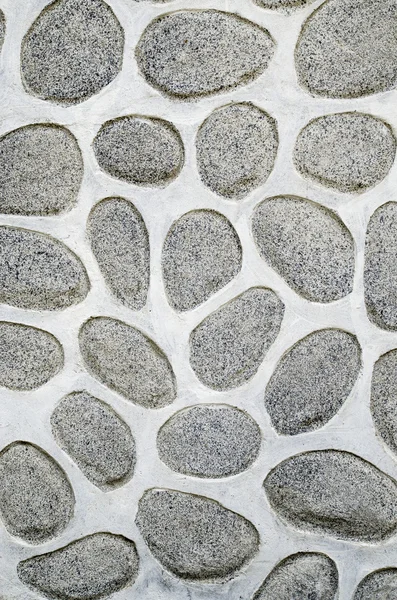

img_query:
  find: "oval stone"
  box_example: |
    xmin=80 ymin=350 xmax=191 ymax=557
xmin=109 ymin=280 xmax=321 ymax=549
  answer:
xmin=136 ymin=10 xmax=275 ymax=99
xmin=371 ymin=350 xmax=397 ymax=459
xmin=254 ymin=0 xmax=314 ymax=10
xmin=354 ymin=569 xmax=397 ymax=600
xmin=0 ymin=442 xmax=74 ymax=544
xmin=190 ymin=287 xmax=284 ymax=390
xmin=79 ymin=317 xmax=176 ymax=409
xmin=264 ymin=450 xmax=397 ymax=542
xmin=252 ymin=196 xmax=355 ymax=303
xmin=136 ymin=489 xmax=259 ymax=581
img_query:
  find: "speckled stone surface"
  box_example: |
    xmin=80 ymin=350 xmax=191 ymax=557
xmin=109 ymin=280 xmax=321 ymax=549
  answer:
xmin=0 ymin=10 xmax=5 ymax=51
xmin=371 ymin=350 xmax=397 ymax=460
xmin=353 ymin=568 xmax=397 ymax=600
xmin=255 ymin=0 xmax=314 ymax=10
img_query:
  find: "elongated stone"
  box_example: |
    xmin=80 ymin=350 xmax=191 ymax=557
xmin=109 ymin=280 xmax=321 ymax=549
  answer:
xmin=254 ymin=0 xmax=313 ymax=10
xmin=354 ymin=569 xmax=397 ymax=600
xmin=371 ymin=350 xmax=397 ymax=460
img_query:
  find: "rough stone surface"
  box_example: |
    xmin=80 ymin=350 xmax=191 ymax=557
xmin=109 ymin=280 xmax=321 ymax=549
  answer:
xmin=190 ymin=287 xmax=284 ymax=390
xmin=371 ymin=350 xmax=397 ymax=460
xmin=196 ymin=103 xmax=278 ymax=199
xmin=51 ymin=391 xmax=136 ymax=491
xmin=79 ymin=317 xmax=176 ymax=409
xmin=264 ymin=450 xmax=397 ymax=542
xmin=0 ymin=11 xmax=5 ymax=51
xmin=254 ymin=0 xmax=314 ymax=10
xmin=0 ymin=124 xmax=83 ymax=216
xmin=88 ymin=198 xmax=149 ymax=310
xmin=162 ymin=210 xmax=242 ymax=312
xmin=136 ymin=489 xmax=259 ymax=581
xmin=157 ymin=404 xmax=261 ymax=478
xmin=21 ymin=0 xmax=124 ymax=104
xmin=264 ymin=329 xmax=361 ymax=435
xmin=17 ymin=533 xmax=139 ymax=600
xmin=93 ymin=116 xmax=184 ymax=186
xmin=136 ymin=10 xmax=275 ymax=99
xmin=353 ymin=569 xmax=397 ymax=600
xmin=252 ymin=196 xmax=355 ymax=303
xmin=0 ymin=226 xmax=89 ymax=311
xmin=0 ymin=442 xmax=74 ymax=544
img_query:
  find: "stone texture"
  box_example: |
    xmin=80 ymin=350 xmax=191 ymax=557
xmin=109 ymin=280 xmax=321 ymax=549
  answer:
xmin=0 ymin=124 xmax=83 ymax=216
xmin=17 ymin=533 xmax=139 ymax=600
xmin=88 ymin=198 xmax=149 ymax=310
xmin=162 ymin=210 xmax=242 ymax=312
xmin=157 ymin=404 xmax=261 ymax=478
xmin=79 ymin=317 xmax=176 ymax=409
xmin=136 ymin=10 xmax=275 ymax=99
xmin=0 ymin=442 xmax=74 ymax=544
xmin=353 ymin=569 xmax=397 ymax=600
xmin=21 ymin=0 xmax=124 ymax=105
xmin=196 ymin=103 xmax=278 ymax=199
xmin=264 ymin=329 xmax=361 ymax=435
xmin=0 ymin=11 xmax=5 ymax=52
xmin=0 ymin=226 xmax=89 ymax=311
xmin=252 ymin=196 xmax=355 ymax=303
xmin=93 ymin=116 xmax=184 ymax=186
xmin=136 ymin=489 xmax=259 ymax=581
xmin=0 ymin=322 xmax=63 ymax=391
xmin=51 ymin=391 xmax=136 ymax=491
xmin=254 ymin=0 xmax=314 ymax=10
xmin=371 ymin=350 xmax=397 ymax=460
xmin=264 ymin=450 xmax=397 ymax=542
xmin=190 ymin=287 xmax=284 ymax=390
xmin=294 ymin=113 xmax=396 ymax=193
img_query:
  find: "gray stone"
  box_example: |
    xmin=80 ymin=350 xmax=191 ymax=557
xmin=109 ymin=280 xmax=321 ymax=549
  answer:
xmin=0 ymin=11 xmax=5 ymax=52
xmin=21 ymin=0 xmax=124 ymax=105
xmin=17 ymin=533 xmax=139 ymax=600
xmin=51 ymin=391 xmax=136 ymax=491
xmin=353 ymin=569 xmax=397 ymax=600
xmin=190 ymin=287 xmax=284 ymax=390
xmin=196 ymin=103 xmax=278 ymax=199
xmin=0 ymin=124 xmax=83 ymax=216
xmin=88 ymin=198 xmax=149 ymax=310
xmin=294 ymin=113 xmax=396 ymax=193
xmin=254 ymin=0 xmax=314 ymax=10
xmin=0 ymin=322 xmax=63 ymax=391
xmin=371 ymin=350 xmax=397 ymax=460
xmin=162 ymin=210 xmax=242 ymax=312
xmin=0 ymin=226 xmax=89 ymax=311
xmin=252 ymin=196 xmax=355 ymax=303
xmin=264 ymin=329 xmax=361 ymax=435
xmin=93 ymin=116 xmax=184 ymax=186
xmin=157 ymin=404 xmax=261 ymax=478
xmin=136 ymin=489 xmax=259 ymax=581
xmin=79 ymin=317 xmax=176 ymax=409
xmin=0 ymin=442 xmax=74 ymax=544
xmin=264 ymin=450 xmax=397 ymax=542
xmin=135 ymin=10 xmax=275 ymax=99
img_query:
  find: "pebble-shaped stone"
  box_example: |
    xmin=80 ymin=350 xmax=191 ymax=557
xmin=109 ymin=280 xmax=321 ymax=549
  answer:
xmin=93 ymin=116 xmax=184 ymax=186
xmin=51 ymin=391 xmax=136 ymax=491
xmin=162 ymin=210 xmax=242 ymax=311
xmin=353 ymin=569 xmax=397 ymax=600
xmin=0 ymin=11 xmax=5 ymax=51
xmin=294 ymin=113 xmax=396 ymax=193
xmin=136 ymin=10 xmax=275 ymax=99
xmin=0 ymin=226 xmax=89 ymax=311
xmin=371 ymin=350 xmax=397 ymax=459
xmin=157 ymin=405 xmax=261 ymax=478
xmin=136 ymin=489 xmax=259 ymax=581
xmin=0 ymin=322 xmax=63 ymax=390
xmin=254 ymin=0 xmax=314 ymax=10
xmin=190 ymin=287 xmax=284 ymax=390
xmin=252 ymin=196 xmax=354 ymax=303
xmin=0 ymin=442 xmax=74 ymax=544
xmin=264 ymin=329 xmax=361 ymax=435
xmin=21 ymin=0 xmax=124 ymax=104
xmin=88 ymin=198 xmax=149 ymax=310
xmin=196 ymin=103 xmax=278 ymax=199
xmin=79 ymin=317 xmax=176 ymax=409
xmin=264 ymin=450 xmax=397 ymax=542
xmin=18 ymin=533 xmax=139 ymax=600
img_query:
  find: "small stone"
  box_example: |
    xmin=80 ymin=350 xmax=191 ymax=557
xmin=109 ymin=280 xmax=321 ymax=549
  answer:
xmin=162 ymin=210 xmax=242 ymax=312
xmin=0 ymin=322 xmax=63 ymax=391
xmin=264 ymin=450 xmax=397 ymax=542
xmin=0 ymin=442 xmax=74 ymax=544
xmin=18 ymin=533 xmax=139 ymax=600
xmin=353 ymin=569 xmax=397 ymax=600
xmin=79 ymin=317 xmax=176 ymax=409
xmin=21 ymin=0 xmax=124 ymax=104
xmin=264 ymin=329 xmax=361 ymax=435
xmin=157 ymin=404 xmax=261 ymax=478
xmin=0 ymin=11 xmax=5 ymax=51
xmin=190 ymin=287 xmax=284 ymax=389
xmin=51 ymin=391 xmax=136 ymax=491
xmin=93 ymin=116 xmax=184 ymax=186
xmin=252 ymin=196 xmax=354 ymax=303
xmin=371 ymin=350 xmax=397 ymax=460
xmin=136 ymin=489 xmax=259 ymax=581
xmin=254 ymin=0 xmax=314 ymax=10
xmin=136 ymin=10 xmax=275 ymax=99
xmin=88 ymin=198 xmax=149 ymax=310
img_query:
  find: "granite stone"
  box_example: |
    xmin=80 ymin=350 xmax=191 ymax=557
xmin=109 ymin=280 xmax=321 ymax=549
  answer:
xmin=254 ymin=0 xmax=314 ymax=10
xmin=353 ymin=569 xmax=397 ymax=600
xmin=0 ymin=10 xmax=5 ymax=52
xmin=371 ymin=350 xmax=397 ymax=460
